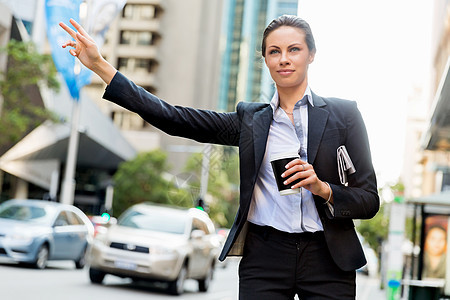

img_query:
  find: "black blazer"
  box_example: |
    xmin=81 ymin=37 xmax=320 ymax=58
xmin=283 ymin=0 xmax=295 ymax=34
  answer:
xmin=104 ymin=72 xmax=380 ymax=272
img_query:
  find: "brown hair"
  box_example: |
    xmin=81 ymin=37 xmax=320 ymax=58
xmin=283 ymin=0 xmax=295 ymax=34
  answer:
xmin=261 ymin=15 xmax=316 ymax=57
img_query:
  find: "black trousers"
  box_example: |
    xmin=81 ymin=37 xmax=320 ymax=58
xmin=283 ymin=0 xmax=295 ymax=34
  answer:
xmin=238 ymin=223 xmax=356 ymax=300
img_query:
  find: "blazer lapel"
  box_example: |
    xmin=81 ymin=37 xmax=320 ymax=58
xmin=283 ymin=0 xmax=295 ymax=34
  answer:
xmin=308 ymin=93 xmax=329 ymax=165
xmin=253 ymin=105 xmax=273 ymax=172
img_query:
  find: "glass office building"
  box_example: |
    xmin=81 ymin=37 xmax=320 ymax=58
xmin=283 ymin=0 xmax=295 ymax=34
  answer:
xmin=218 ymin=0 xmax=298 ymax=111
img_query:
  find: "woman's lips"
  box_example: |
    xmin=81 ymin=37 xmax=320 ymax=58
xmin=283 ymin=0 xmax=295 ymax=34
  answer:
xmin=277 ymin=69 xmax=294 ymax=75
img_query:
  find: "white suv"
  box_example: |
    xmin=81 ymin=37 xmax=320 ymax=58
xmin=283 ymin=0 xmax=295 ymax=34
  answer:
xmin=88 ymin=203 xmax=221 ymax=295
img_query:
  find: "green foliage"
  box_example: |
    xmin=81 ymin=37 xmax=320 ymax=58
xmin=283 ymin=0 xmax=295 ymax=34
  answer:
xmin=357 ymin=203 xmax=389 ymax=253
xmin=184 ymin=146 xmax=239 ymax=228
xmin=112 ymin=147 xmax=240 ymax=227
xmin=0 ymin=40 xmax=59 ymax=151
xmin=112 ymin=150 xmax=191 ymax=217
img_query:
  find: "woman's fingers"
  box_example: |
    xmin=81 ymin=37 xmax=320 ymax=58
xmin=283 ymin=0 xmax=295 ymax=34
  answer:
xmin=281 ymin=159 xmax=308 ymax=178
xmin=69 ymin=19 xmax=95 ymax=42
xmin=59 ymin=22 xmax=77 ymax=39
xmin=76 ymin=32 xmax=93 ymax=47
xmin=61 ymin=40 xmax=76 ymax=48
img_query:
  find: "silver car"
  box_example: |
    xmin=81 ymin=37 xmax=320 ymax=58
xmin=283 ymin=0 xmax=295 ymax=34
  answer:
xmin=0 ymin=199 xmax=94 ymax=269
xmin=88 ymin=203 xmax=221 ymax=295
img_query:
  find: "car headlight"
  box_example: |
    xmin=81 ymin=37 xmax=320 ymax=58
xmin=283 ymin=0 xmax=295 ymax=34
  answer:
xmin=9 ymin=233 xmax=34 ymax=244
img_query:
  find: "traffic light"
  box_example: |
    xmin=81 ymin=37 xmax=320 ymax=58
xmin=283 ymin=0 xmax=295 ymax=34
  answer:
xmin=101 ymin=212 xmax=111 ymax=222
xmin=195 ymin=197 xmax=208 ymax=212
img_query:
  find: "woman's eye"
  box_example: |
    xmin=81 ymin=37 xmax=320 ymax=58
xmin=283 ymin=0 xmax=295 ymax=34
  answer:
xmin=269 ymin=49 xmax=280 ymax=55
xmin=290 ymin=47 xmax=300 ymax=52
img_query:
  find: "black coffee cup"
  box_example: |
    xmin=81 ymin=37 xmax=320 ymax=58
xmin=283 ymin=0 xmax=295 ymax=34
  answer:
xmin=270 ymin=152 xmax=301 ymax=196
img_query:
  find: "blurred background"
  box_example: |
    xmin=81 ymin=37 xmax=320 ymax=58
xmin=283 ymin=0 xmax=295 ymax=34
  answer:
xmin=0 ymin=0 xmax=448 ymax=299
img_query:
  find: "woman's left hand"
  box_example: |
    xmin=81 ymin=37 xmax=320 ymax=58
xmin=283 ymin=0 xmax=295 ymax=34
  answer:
xmin=281 ymin=159 xmax=333 ymax=203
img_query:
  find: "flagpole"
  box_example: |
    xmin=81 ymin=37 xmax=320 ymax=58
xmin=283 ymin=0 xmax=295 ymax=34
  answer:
xmin=60 ymin=63 xmax=81 ymax=205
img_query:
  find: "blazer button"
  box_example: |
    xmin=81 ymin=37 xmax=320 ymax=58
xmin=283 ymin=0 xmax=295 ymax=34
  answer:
xmin=340 ymin=210 xmax=350 ymax=216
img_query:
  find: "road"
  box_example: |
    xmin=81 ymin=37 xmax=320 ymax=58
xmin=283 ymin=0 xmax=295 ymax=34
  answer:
xmin=0 ymin=258 xmax=239 ymax=300
xmin=0 ymin=257 xmax=385 ymax=300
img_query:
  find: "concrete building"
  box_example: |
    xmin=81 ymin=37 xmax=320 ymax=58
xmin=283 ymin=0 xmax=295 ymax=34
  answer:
xmin=85 ymin=0 xmax=224 ymax=175
xmin=0 ymin=1 xmax=136 ymax=213
xmin=418 ymin=0 xmax=450 ymax=195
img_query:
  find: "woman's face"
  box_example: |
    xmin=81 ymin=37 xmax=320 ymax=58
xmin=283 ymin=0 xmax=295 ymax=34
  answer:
xmin=425 ymin=227 xmax=447 ymax=257
xmin=264 ymin=26 xmax=315 ymax=90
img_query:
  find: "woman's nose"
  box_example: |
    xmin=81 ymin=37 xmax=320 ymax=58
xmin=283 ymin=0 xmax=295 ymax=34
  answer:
xmin=279 ymin=52 xmax=290 ymax=65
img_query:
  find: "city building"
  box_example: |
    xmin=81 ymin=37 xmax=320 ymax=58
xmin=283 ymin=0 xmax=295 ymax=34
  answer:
xmin=420 ymin=0 xmax=450 ymax=195
xmin=0 ymin=0 xmax=302 ymax=211
xmin=218 ymin=0 xmax=298 ymax=112
xmin=0 ymin=1 xmax=136 ymax=213
xmin=86 ymin=0 xmax=224 ymax=175
xmin=402 ymin=87 xmax=428 ymax=200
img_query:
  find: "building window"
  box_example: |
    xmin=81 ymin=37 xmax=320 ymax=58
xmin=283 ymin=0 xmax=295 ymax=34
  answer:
xmin=111 ymin=111 xmax=146 ymax=130
xmin=117 ymin=57 xmax=129 ymax=71
xmin=122 ymin=4 xmax=134 ymax=19
xmin=122 ymin=4 xmax=158 ymax=20
xmin=135 ymin=58 xmax=157 ymax=73
xmin=119 ymin=31 xmax=132 ymax=44
xmin=140 ymin=5 xmax=155 ymax=20
xmin=137 ymin=32 xmax=152 ymax=45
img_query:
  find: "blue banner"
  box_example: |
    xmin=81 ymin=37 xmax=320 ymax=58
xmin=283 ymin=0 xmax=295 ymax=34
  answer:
xmin=45 ymin=0 xmax=82 ymax=100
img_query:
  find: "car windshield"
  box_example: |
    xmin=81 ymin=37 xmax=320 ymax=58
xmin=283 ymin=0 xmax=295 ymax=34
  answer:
xmin=0 ymin=204 xmax=52 ymax=224
xmin=118 ymin=209 xmax=187 ymax=234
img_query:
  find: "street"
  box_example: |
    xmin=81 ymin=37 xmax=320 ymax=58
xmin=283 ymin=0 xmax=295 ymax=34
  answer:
xmin=0 ymin=257 xmax=385 ymax=300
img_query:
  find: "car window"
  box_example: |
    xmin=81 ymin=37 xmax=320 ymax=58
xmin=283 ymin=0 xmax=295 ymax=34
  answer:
xmin=119 ymin=210 xmax=187 ymax=234
xmin=54 ymin=211 xmax=71 ymax=226
xmin=66 ymin=211 xmax=84 ymax=225
xmin=0 ymin=204 xmax=48 ymax=223
xmin=192 ymin=217 xmax=208 ymax=234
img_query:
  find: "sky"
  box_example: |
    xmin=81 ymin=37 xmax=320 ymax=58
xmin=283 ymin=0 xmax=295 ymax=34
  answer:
xmin=297 ymin=0 xmax=434 ymax=187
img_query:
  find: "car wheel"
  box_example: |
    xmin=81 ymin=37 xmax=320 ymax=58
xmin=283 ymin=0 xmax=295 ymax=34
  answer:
xmin=89 ymin=267 xmax=106 ymax=284
xmin=168 ymin=263 xmax=187 ymax=295
xmin=74 ymin=247 xmax=87 ymax=269
xmin=34 ymin=244 xmax=49 ymax=270
xmin=198 ymin=263 xmax=214 ymax=292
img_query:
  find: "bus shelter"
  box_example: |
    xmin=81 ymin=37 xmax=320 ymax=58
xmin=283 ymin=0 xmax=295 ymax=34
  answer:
xmin=404 ymin=190 xmax=450 ymax=300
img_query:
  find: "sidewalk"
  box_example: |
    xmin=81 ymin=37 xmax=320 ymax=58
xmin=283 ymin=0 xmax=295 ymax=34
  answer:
xmin=356 ymin=273 xmax=386 ymax=300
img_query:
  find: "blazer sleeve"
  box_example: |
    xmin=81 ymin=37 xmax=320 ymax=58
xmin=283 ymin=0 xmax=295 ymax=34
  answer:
xmin=103 ymin=72 xmax=240 ymax=146
xmin=326 ymin=101 xmax=379 ymax=220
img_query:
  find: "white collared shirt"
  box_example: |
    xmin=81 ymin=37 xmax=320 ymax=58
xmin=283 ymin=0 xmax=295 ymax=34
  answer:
xmin=247 ymin=86 xmax=324 ymax=233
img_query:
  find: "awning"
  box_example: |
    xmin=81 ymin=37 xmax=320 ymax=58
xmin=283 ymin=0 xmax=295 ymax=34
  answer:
xmin=422 ymin=57 xmax=450 ymax=151
xmin=406 ymin=190 xmax=450 ymax=215
xmin=407 ymin=190 xmax=450 ymax=206
xmin=0 ymin=75 xmax=137 ymax=190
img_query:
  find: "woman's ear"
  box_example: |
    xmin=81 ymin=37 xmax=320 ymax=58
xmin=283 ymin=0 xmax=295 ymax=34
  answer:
xmin=308 ymin=50 xmax=316 ymax=64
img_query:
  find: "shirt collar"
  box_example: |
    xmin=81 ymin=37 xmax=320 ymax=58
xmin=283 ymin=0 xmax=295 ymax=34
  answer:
xmin=269 ymin=86 xmax=314 ymax=116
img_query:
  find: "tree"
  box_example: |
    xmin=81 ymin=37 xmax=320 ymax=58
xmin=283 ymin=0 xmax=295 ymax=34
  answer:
xmin=112 ymin=150 xmax=191 ymax=217
xmin=184 ymin=146 xmax=240 ymax=228
xmin=0 ymin=40 xmax=59 ymax=153
xmin=357 ymin=203 xmax=389 ymax=253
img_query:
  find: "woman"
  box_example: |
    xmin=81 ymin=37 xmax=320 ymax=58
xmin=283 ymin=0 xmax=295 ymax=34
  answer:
xmin=61 ymin=15 xmax=379 ymax=299
xmin=423 ymin=225 xmax=447 ymax=279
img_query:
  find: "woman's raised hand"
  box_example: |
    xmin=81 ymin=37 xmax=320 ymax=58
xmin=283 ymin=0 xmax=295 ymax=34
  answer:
xmin=60 ymin=19 xmax=116 ymax=84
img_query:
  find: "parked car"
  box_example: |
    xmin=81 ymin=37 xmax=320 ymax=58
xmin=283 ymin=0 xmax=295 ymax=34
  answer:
xmin=88 ymin=203 xmax=221 ymax=295
xmin=0 ymin=199 xmax=94 ymax=269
